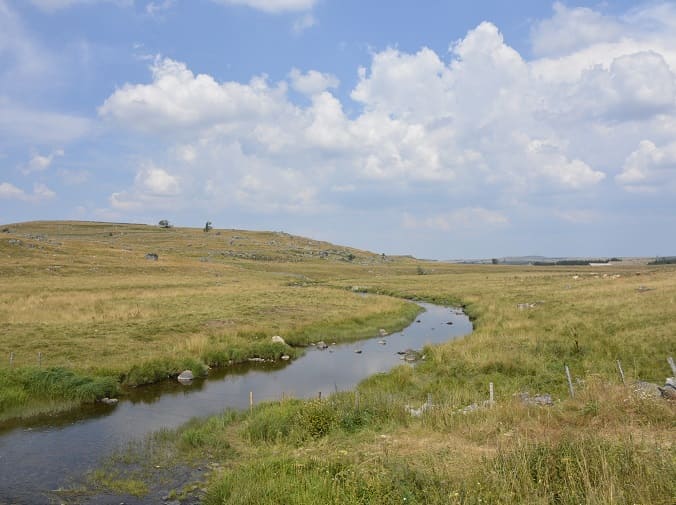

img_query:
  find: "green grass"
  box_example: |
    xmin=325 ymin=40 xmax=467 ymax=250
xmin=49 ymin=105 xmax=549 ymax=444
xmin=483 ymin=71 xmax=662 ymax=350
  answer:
xmin=2 ymin=220 xmax=675 ymax=503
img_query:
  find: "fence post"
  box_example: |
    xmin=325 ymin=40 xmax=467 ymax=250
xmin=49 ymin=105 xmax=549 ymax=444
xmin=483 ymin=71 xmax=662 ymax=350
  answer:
xmin=489 ymin=382 xmax=495 ymax=405
xmin=38 ymin=352 xmax=42 ymax=368
xmin=355 ymin=391 xmax=360 ymax=410
xmin=616 ymin=360 xmax=626 ymax=385
xmin=318 ymin=391 xmax=322 ymax=400
xmin=9 ymin=352 xmax=14 ymax=368
xmin=667 ymin=357 xmax=676 ymax=376
xmin=249 ymin=391 xmax=253 ymax=413
xmin=565 ymin=364 xmax=575 ymax=398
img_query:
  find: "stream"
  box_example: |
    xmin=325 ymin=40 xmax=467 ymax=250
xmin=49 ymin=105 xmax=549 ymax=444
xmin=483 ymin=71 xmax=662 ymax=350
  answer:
xmin=0 ymin=301 xmax=472 ymax=504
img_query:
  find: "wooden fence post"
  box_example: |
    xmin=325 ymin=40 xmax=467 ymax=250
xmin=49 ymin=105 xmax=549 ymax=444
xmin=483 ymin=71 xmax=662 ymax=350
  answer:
xmin=667 ymin=357 xmax=676 ymax=376
xmin=249 ymin=391 xmax=253 ymax=413
xmin=616 ymin=360 xmax=626 ymax=385
xmin=565 ymin=364 xmax=575 ymax=398
xmin=38 ymin=352 xmax=42 ymax=368
xmin=9 ymin=352 xmax=14 ymax=368
xmin=489 ymin=382 xmax=495 ymax=405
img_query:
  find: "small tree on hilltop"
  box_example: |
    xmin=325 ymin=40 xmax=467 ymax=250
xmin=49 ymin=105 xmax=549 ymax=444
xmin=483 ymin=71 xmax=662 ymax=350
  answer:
xmin=158 ymin=219 xmax=171 ymax=228
xmin=204 ymin=221 xmax=212 ymax=232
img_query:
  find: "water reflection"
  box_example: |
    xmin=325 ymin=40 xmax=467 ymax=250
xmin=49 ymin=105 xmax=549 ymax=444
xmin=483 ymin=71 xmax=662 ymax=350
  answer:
xmin=0 ymin=302 xmax=471 ymax=504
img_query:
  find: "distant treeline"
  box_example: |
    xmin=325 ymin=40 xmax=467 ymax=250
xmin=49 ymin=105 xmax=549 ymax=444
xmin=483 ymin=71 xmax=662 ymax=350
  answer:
xmin=532 ymin=258 xmax=621 ymax=266
xmin=648 ymin=256 xmax=676 ymax=265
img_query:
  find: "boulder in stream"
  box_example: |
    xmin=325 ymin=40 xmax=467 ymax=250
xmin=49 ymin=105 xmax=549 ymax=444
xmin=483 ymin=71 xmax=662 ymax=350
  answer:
xmin=271 ymin=335 xmax=286 ymax=345
xmin=177 ymin=370 xmax=194 ymax=384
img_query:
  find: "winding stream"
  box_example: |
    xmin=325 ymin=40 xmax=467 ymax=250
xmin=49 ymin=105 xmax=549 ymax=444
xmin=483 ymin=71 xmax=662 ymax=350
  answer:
xmin=0 ymin=302 xmax=472 ymax=504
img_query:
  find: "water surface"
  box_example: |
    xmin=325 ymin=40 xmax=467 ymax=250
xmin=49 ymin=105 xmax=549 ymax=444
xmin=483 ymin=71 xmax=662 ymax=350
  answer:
xmin=0 ymin=302 xmax=471 ymax=504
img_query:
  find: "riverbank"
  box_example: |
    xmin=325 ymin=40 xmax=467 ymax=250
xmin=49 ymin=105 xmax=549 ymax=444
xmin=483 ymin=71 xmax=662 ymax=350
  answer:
xmin=82 ymin=263 xmax=675 ymax=504
xmin=1 ymin=303 xmax=471 ymax=504
xmin=0 ymin=221 xmax=421 ymax=422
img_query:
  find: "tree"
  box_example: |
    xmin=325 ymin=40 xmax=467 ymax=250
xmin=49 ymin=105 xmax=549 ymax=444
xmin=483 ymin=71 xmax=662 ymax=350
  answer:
xmin=204 ymin=221 xmax=212 ymax=232
xmin=491 ymin=258 xmax=499 ymax=264
xmin=158 ymin=219 xmax=171 ymax=228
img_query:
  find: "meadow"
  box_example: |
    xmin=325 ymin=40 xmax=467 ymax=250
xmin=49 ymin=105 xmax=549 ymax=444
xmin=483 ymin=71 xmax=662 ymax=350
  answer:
xmin=1 ymin=221 xmax=674 ymax=504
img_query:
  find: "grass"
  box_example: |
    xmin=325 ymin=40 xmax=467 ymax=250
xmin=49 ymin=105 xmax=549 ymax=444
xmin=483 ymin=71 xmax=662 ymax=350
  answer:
xmin=2 ymin=220 xmax=675 ymax=503
xmin=0 ymin=221 xmax=418 ymax=420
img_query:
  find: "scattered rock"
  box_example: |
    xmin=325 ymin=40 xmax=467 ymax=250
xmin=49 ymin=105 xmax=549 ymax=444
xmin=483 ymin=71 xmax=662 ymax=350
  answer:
xmin=517 ymin=302 xmax=537 ymax=310
xmin=445 ymin=321 xmax=454 ymax=325
xmin=658 ymin=383 xmax=676 ymax=400
xmin=405 ymin=398 xmax=434 ymax=417
xmin=378 ymin=340 xmax=387 ymax=345
xmin=354 ymin=349 xmax=363 ymax=354
xmin=271 ymin=335 xmax=286 ymax=345
xmin=145 ymin=253 xmax=159 ymax=261
xmin=658 ymin=378 xmax=676 ymax=400
xmin=636 ymin=286 xmax=654 ymax=293
xmin=416 ymin=320 xmax=421 ymax=323
xmin=177 ymin=370 xmax=194 ymax=384
xmin=248 ymin=357 xmax=266 ymax=363
xmin=517 ymin=392 xmax=553 ymax=407
xmin=100 ymin=397 xmax=119 ymax=405
xmin=316 ymin=341 xmax=328 ymax=350
xmin=280 ymin=354 xmax=290 ymax=361
xmin=379 ymin=329 xmax=388 ymax=336
xmin=633 ymin=380 xmax=661 ymax=399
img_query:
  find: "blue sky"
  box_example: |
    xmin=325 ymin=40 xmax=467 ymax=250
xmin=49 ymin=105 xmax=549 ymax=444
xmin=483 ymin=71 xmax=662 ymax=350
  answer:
xmin=1 ymin=0 xmax=675 ymax=259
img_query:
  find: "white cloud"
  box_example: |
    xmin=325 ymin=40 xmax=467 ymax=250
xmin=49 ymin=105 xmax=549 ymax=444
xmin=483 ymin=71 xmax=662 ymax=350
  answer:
xmin=28 ymin=0 xmax=131 ymax=11
xmin=292 ymin=13 xmax=317 ymax=34
xmin=110 ymin=163 xmax=181 ymax=211
xmin=99 ymin=57 xmax=292 ymax=133
xmin=289 ymin=68 xmax=338 ymax=95
xmin=617 ymin=140 xmax=676 ymax=192
xmin=0 ymin=182 xmax=55 ymax=201
xmin=22 ymin=149 xmax=64 ymax=174
xmin=402 ymin=208 xmax=509 ymax=231
xmin=0 ymin=182 xmax=25 ymax=200
xmin=531 ymin=2 xmax=624 ymax=58
xmin=99 ymin=4 xmax=676 ymax=224
xmin=136 ymin=164 xmax=180 ymax=196
xmin=210 ymin=0 xmax=316 ymax=14
xmin=146 ymin=0 xmax=176 ymax=17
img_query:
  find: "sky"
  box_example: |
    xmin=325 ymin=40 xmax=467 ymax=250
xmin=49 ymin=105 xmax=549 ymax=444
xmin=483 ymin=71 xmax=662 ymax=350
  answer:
xmin=1 ymin=0 xmax=675 ymax=259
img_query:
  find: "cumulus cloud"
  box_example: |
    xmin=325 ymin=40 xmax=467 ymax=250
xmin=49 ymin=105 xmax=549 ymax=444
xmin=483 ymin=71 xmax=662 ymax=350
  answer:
xmin=531 ymin=2 xmax=624 ymax=57
xmin=210 ymin=0 xmax=316 ymax=14
xmin=110 ymin=162 xmax=181 ymax=211
xmin=98 ymin=3 xmax=676 ymax=225
xmin=617 ymin=140 xmax=676 ymax=192
xmin=292 ymin=13 xmax=317 ymax=34
xmin=22 ymin=149 xmax=64 ymax=174
xmin=289 ymin=68 xmax=338 ymax=95
xmin=0 ymin=182 xmax=55 ymax=201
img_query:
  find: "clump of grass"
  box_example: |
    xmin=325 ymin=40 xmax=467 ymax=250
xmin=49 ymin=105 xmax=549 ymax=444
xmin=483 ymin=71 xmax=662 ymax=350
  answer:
xmin=123 ymin=357 xmax=208 ymax=386
xmin=204 ymin=454 xmax=456 ymax=505
xmin=0 ymin=367 xmax=117 ymax=414
xmin=469 ymin=435 xmax=676 ymax=505
xmin=88 ymin=469 xmax=148 ymax=497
